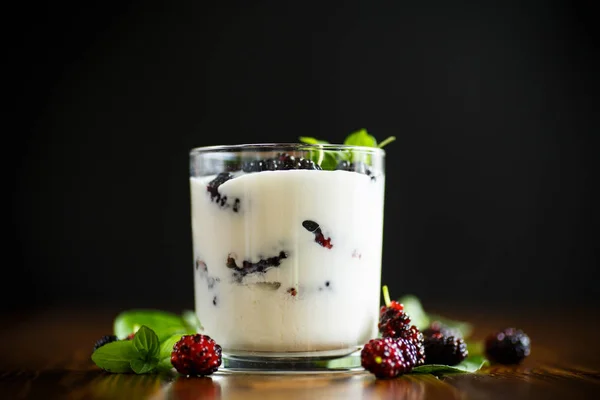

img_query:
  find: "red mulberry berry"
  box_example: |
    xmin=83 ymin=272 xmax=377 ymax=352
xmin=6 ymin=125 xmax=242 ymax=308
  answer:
xmin=361 ymin=337 xmax=417 ymax=378
xmin=378 ymin=287 xmax=411 ymax=338
xmin=171 ymin=334 xmax=222 ymax=376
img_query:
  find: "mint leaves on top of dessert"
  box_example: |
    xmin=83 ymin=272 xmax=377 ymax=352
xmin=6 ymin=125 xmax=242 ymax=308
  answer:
xmin=344 ymin=128 xmax=396 ymax=149
xmin=300 ymin=128 xmax=396 ymax=149
xmin=297 ymin=136 xmax=338 ymax=170
xmin=299 ymin=129 xmax=395 ymax=170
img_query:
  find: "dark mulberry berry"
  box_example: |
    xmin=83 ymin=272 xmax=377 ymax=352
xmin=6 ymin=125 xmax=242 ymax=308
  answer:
xmin=279 ymin=153 xmax=321 ymax=170
xmin=242 ymin=153 xmax=321 ymax=172
xmin=377 ymin=286 xmax=425 ymax=365
xmin=241 ymin=159 xmax=263 ymax=172
xmin=207 ymin=173 xmax=238 ymax=209
xmin=398 ymin=325 xmax=425 ymax=366
xmin=93 ymin=335 xmax=118 ymax=352
xmin=361 ymin=337 xmax=417 ymax=378
xmin=423 ymin=332 xmax=468 ymax=366
xmin=171 ymin=334 xmax=222 ymax=376
xmin=484 ymin=328 xmax=530 ymax=365
xmin=336 ymin=160 xmax=373 ymax=176
xmin=207 ymin=173 xmax=233 ymax=199
xmin=379 ymin=304 xmax=411 ymax=338
xmin=300 ymin=157 xmax=319 ymax=170
xmin=226 ymin=251 xmax=288 ymax=282
xmin=378 ymin=286 xmax=411 ymax=338
xmin=232 ymin=198 xmax=240 ymax=212
xmin=301 ymin=220 xmax=333 ymax=249
xmin=335 ymin=160 xmax=351 ymax=170
xmin=280 ymin=154 xmax=301 ymax=170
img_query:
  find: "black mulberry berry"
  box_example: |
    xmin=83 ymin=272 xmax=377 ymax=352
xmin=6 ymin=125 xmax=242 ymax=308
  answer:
xmin=226 ymin=251 xmax=288 ymax=282
xmin=398 ymin=325 xmax=425 ymax=366
xmin=423 ymin=333 xmax=468 ymax=366
xmin=484 ymin=328 xmax=530 ymax=365
xmin=336 ymin=160 xmax=373 ymax=177
xmin=242 ymin=153 xmax=321 ymax=173
xmin=302 ymin=220 xmax=333 ymax=249
xmin=93 ymin=335 xmax=118 ymax=352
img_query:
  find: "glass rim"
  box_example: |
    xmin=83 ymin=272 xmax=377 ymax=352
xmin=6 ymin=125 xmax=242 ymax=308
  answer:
xmin=190 ymin=143 xmax=386 ymax=155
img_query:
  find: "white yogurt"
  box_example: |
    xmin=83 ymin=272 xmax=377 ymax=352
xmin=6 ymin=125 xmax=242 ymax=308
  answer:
xmin=190 ymin=169 xmax=385 ymax=355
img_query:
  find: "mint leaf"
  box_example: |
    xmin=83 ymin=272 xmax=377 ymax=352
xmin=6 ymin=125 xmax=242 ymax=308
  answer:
xmin=182 ymin=310 xmax=203 ymax=332
xmin=155 ymin=333 xmax=183 ymax=372
xmin=320 ymin=152 xmax=340 ymax=170
xmin=397 ymin=294 xmax=430 ymax=330
xmin=159 ymin=334 xmax=183 ymax=360
xmin=412 ymin=355 xmax=488 ymax=376
xmin=344 ymin=128 xmax=378 ymax=147
xmin=299 ymin=137 xmax=340 ymax=170
xmin=133 ymin=325 xmax=160 ymax=358
xmin=131 ymin=357 xmax=159 ymax=374
xmin=91 ymin=340 xmax=138 ymax=373
xmin=299 ymin=136 xmax=329 ymax=145
xmin=114 ymin=310 xmax=191 ymax=341
xmin=398 ymin=294 xmax=472 ymax=338
xmin=298 ymin=130 xmax=394 ymax=169
xmin=314 ymin=354 xmax=361 ymax=369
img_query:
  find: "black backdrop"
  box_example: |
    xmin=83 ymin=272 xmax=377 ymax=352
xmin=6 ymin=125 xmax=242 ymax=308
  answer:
xmin=8 ymin=1 xmax=598 ymax=314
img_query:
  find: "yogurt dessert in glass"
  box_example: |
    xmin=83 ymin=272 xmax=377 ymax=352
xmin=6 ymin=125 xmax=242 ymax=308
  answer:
xmin=189 ymin=144 xmax=385 ymax=369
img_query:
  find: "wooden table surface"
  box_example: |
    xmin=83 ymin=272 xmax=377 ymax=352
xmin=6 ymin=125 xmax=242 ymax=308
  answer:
xmin=1 ymin=306 xmax=598 ymax=399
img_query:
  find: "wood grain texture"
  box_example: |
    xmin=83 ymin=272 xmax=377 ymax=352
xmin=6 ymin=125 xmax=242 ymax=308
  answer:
xmin=1 ymin=307 xmax=598 ymax=399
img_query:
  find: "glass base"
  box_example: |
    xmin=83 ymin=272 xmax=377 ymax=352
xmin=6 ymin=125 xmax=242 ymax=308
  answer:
xmin=219 ymin=348 xmax=363 ymax=374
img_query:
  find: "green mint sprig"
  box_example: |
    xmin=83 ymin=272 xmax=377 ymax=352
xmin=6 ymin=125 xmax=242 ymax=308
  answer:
xmin=92 ymin=325 xmax=163 ymax=374
xmin=92 ymin=310 xmax=202 ymax=374
xmin=299 ymin=128 xmax=396 ymax=169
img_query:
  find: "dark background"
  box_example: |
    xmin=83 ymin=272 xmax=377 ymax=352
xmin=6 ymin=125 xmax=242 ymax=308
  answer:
xmin=8 ymin=1 xmax=598 ymax=315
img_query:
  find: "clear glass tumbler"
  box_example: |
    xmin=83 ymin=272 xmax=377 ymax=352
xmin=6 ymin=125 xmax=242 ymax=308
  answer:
xmin=189 ymin=144 xmax=386 ymax=371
